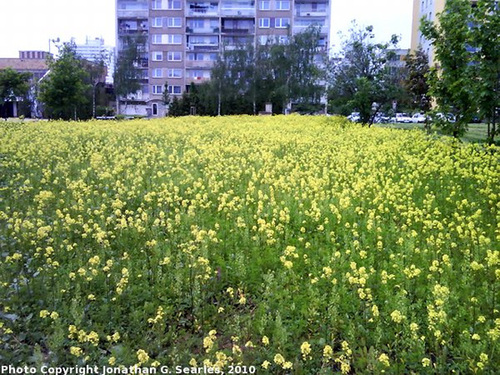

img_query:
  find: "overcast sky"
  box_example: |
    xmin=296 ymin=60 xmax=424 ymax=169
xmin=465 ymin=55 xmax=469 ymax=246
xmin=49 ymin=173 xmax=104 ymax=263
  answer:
xmin=0 ymin=0 xmax=413 ymax=58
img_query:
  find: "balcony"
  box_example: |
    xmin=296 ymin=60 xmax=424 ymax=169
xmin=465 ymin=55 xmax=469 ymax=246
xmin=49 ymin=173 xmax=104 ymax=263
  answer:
xmin=221 ymin=27 xmax=252 ymax=34
xmin=185 ymin=60 xmax=215 ymax=68
xmin=186 ymin=5 xmax=219 ymax=17
xmin=295 ymin=10 xmax=327 ymax=17
xmin=186 ymin=27 xmax=220 ymax=34
xmin=220 ymin=8 xmax=255 ymax=17
xmin=186 ymin=43 xmax=219 ymax=51
xmin=117 ymin=9 xmax=148 ymax=18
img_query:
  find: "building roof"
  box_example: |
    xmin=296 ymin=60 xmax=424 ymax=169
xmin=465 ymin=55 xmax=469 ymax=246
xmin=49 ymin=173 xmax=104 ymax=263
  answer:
xmin=0 ymin=58 xmax=48 ymax=72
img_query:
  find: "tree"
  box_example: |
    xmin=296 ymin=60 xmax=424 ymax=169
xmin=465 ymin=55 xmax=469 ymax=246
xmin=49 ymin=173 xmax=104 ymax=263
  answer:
xmin=404 ymin=46 xmax=432 ymax=131
xmin=404 ymin=46 xmax=431 ymax=113
xmin=286 ymin=26 xmax=327 ymax=113
xmin=114 ymin=35 xmax=146 ymax=113
xmin=38 ymin=42 xmax=90 ymax=120
xmin=328 ymin=24 xmax=403 ymax=125
xmin=470 ymin=0 xmax=500 ymax=144
xmin=0 ymin=68 xmax=32 ymax=118
xmin=420 ymin=0 xmax=476 ymax=138
xmin=206 ymin=26 xmax=327 ymax=115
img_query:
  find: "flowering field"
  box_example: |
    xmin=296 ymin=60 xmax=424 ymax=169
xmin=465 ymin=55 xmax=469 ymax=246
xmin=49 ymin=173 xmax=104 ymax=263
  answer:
xmin=0 ymin=116 xmax=499 ymax=374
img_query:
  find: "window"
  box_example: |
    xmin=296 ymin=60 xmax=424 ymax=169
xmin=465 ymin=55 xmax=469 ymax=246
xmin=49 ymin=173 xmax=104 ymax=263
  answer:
xmin=152 ymin=103 xmax=158 ymax=116
xmin=152 ymin=17 xmax=163 ymax=28
xmin=152 ymin=85 xmax=163 ymax=94
xmin=168 ymin=85 xmax=182 ymax=94
xmin=276 ymin=1 xmax=290 ymax=10
xmin=152 ymin=34 xmax=182 ymax=44
xmin=167 ymin=51 xmax=182 ymax=61
xmin=152 ymin=51 xmax=163 ymax=61
xmin=153 ymin=68 xmax=163 ymax=78
xmin=168 ymin=34 xmax=182 ymax=44
xmin=259 ymin=18 xmax=270 ymax=28
xmin=152 ymin=34 xmax=163 ymax=44
xmin=168 ymin=69 xmax=183 ymax=78
xmin=275 ymin=18 xmax=290 ymax=28
xmin=152 ymin=0 xmax=163 ymax=10
xmin=168 ymin=17 xmax=182 ymax=27
xmin=168 ymin=0 xmax=182 ymax=9
xmin=260 ymin=0 xmax=270 ymax=10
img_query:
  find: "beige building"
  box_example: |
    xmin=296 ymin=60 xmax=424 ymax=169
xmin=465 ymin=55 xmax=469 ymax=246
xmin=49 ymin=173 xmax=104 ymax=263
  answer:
xmin=411 ymin=0 xmax=480 ymax=63
xmin=410 ymin=0 xmax=445 ymax=62
xmin=116 ymin=0 xmax=330 ymax=116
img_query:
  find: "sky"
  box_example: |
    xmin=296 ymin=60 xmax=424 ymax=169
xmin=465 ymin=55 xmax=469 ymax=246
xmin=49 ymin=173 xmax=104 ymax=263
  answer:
xmin=0 ymin=0 xmax=413 ymax=58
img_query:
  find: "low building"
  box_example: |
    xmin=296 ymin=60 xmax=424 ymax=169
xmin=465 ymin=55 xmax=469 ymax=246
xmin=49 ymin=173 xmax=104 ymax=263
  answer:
xmin=0 ymin=51 xmax=50 ymax=117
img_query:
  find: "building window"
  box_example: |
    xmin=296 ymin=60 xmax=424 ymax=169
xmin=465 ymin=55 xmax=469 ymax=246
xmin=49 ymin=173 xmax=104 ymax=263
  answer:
xmin=167 ymin=51 xmax=182 ymax=61
xmin=152 ymin=34 xmax=164 ymax=44
xmin=152 ymin=0 xmax=164 ymax=10
xmin=152 ymin=85 xmax=163 ymax=94
xmin=153 ymin=68 xmax=163 ymax=78
xmin=260 ymin=1 xmax=270 ymax=10
xmin=152 ymin=17 xmax=163 ymax=28
xmin=168 ymin=69 xmax=183 ymax=78
xmin=259 ymin=18 xmax=270 ymax=28
xmin=152 ymin=51 xmax=163 ymax=61
xmin=152 ymin=103 xmax=158 ymax=116
xmin=276 ymin=1 xmax=290 ymax=10
xmin=168 ymin=0 xmax=182 ymax=10
xmin=168 ymin=85 xmax=182 ymax=94
xmin=275 ymin=18 xmax=290 ymax=28
xmin=168 ymin=34 xmax=182 ymax=44
xmin=168 ymin=17 xmax=182 ymax=27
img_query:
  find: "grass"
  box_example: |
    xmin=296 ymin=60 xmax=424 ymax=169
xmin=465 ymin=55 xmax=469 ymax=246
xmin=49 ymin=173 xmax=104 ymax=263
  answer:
xmin=0 ymin=116 xmax=499 ymax=374
xmin=377 ymin=121 xmax=497 ymax=144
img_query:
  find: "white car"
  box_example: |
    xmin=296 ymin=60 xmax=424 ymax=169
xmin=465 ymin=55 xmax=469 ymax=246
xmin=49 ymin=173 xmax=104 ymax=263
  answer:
xmin=347 ymin=112 xmax=360 ymax=122
xmin=411 ymin=113 xmax=427 ymax=123
xmin=391 ymin=113 xmax=412 ymax=123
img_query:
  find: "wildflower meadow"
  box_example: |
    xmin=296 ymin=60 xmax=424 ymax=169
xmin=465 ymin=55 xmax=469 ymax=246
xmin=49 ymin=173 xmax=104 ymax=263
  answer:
xmin=0 ymin=116 xmax=498 ymax=374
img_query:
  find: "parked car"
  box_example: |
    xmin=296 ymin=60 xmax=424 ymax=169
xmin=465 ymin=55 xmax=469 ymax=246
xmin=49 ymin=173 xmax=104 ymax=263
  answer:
xmin=390 ymin=113 xmax=413 ymax=123
xmin=411 ymin=113 xmax=427 ymax=123
xmin=374 ymin=113 xmax=390 ymax=123
xmin=347 ymin=112 xmax=360 ymax=122
xmin=435 ymin=112 xmax=456 ymax=123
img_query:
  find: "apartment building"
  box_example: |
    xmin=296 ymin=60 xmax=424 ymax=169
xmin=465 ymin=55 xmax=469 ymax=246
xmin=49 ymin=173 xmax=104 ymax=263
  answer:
xmin=75 ymin=37 xmax=116 ymax=84
xmin=116 ymin=0 xmax=330 ymax=116
xmin=411 ymin=0 xmax=481 ymax=63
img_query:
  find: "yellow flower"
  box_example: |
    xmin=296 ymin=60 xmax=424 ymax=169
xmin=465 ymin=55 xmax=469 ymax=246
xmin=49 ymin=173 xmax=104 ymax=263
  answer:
xmin=39 ymin=310 xmax=49 ymax=318
xmin=273 ymin=353 xmax=285 ymax=365
xmin=70 ymin=346 xmax=83 ymax=357
xmin=300 ymin=341 xmax=312 ymax=360
xmin=108 ymin=356 xmax=116 ymax=365
xmin=422 ymin=358 xmax=431 ymax=367
xmin=378 ymin=353 xmax=390 ymax=367
xmin=137 ymin=349 xmax=150 ymax=363
xmin=283 ymin=361 xmax=293 ymax=369
xmin=390 ymin=310 xmax=404 ymax=323
xmin=323 ymin=345 xmax=333 ymax=361
xmin=262 ymin=336 xmax=270 ymax=346
xmin=262 ymin=360 xmax=270 ymax=369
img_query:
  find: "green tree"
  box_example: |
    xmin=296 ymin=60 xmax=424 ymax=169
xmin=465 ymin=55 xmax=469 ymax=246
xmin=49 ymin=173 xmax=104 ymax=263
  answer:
xmin=328 ymin=24 xmax=403 ymax=125
xmin=286 ymin=26 xmax=327 ymax=113
xmin=38 ymin=43 xmax=90 ymax=120
xmin=114 ymin=35 xmax=146 ymax=113
xmin=420 ymin=0 xmax=476 ymax=138
xmin=404 ymin=46 xmax=431 ymax=113
xmin=470 ymin=0 xmax=500 ymax=144
xmin=0 ymin=67 xmax=32 ymax=118
xmin=207 ymin=27 xmax=326 ymax=115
